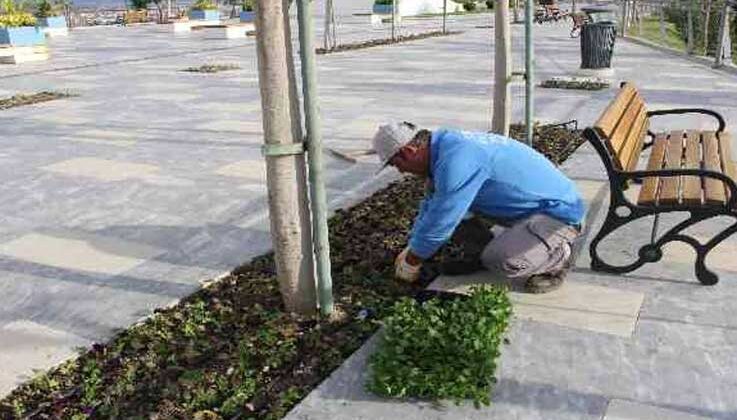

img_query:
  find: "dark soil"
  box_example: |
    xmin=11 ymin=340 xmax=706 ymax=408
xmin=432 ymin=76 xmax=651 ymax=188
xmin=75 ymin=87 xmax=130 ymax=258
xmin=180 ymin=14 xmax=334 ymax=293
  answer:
xmin=0 ymin=91 xmax=77 ymax=111
xmin=316 ymin=30 xmax=463 ymax=55
xmin=0 ymin=123 xmax=584 ymax=420
xmin=182 ymin=64 xmax=241 ymax=73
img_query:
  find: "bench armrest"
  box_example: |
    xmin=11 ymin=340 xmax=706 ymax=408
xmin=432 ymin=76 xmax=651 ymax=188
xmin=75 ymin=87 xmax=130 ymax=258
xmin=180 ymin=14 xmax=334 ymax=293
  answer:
xmin=621 ymin=168 xmax=737 ymax=208
xmin=646 ymin=108 xmax=726 ymax=134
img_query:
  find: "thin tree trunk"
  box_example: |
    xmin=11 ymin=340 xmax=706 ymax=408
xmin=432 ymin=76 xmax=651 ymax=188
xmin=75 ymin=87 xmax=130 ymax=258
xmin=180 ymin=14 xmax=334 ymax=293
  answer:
xmin=492 ymin=0 xmax=511 ymax=136
xmin=442 ymin=0 xmax=446 ymax=33
xmin=715 ymin=0 xmax=732 ymax=66
xmin=687 ymin=0 xmax=694 ymax=53
xmin=255 ymin=0 xmax=317 ymax=315
xmin=323 ymin=0 xmax=337 ymax=50
xmin=621 ymin=0 xmax=628 ymax=37
xmin=704 ymin=0 xmax=712 ymax=55
xmin=391 ymin=0 xmax=396 ymax=41
xmin=659 ymin=0 xmax=666 ymax=44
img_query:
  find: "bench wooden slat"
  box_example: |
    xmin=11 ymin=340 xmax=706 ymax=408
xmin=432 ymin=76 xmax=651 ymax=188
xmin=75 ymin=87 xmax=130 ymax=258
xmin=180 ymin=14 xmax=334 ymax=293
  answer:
xmin=682 ymin=130 xmax=702 ymax=205
xmin=638 ymin=133 xmax=668 ymax=206
xmin=594 ymin=84 xmax=637 ymax=141
xmin=622 ymin=109 xmax=649 ymax=172
xmin=609 ymin=98 xmax=645 ymax=168
xmin=718 ymin=132 xmax=735 ymax=200
xmin=659 ymin=130 xmax=685 ymax=205
xmin=702 ymin=131 xmax=727 ymax=205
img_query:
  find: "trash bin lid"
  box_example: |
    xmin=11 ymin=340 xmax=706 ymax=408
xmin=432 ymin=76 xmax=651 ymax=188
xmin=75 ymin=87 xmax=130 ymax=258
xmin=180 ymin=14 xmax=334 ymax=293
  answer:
xmin=581 ymin=7 xmax=616 ymax=23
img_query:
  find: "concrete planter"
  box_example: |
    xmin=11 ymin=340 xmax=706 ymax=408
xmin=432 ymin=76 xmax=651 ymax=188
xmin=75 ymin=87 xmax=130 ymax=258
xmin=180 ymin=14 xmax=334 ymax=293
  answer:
xmin=189 ymin=9 xmax=220 ymax=21
xmin=374 ymin=0 xmax=463 ymax=17
xmin=239 ymin=11 xmax=254 ymax=22
xmin=38 ymin=16 xmax=67 ymax=28
xmin=0 ymin=26 xmax=46 ymax=47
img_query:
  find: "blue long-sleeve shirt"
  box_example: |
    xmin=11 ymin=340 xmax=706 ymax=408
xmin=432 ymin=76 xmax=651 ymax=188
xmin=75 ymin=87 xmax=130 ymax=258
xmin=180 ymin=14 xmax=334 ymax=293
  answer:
xmin=408 ymin=128 xmax=585 ymax=259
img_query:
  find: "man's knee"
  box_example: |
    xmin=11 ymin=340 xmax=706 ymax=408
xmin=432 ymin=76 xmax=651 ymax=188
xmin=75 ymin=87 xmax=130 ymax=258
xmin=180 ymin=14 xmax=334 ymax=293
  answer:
xmin=481 ymin=247 xmax=533 ymax=279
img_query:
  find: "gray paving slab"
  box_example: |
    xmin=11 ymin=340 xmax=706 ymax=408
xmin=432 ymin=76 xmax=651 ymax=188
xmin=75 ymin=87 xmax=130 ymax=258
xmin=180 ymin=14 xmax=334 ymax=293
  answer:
xmin=2 ymin=0 xmax=737 ymax=411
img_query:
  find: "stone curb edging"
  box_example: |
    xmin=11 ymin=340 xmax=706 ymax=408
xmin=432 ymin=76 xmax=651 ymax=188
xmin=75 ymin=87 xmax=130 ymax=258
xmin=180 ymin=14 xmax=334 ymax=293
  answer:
xmin=622 ymin=35 xmax=737 ymax=77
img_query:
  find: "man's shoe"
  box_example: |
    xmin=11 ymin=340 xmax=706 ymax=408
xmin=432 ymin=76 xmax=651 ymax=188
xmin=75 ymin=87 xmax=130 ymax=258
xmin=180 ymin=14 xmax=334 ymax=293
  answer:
xmin=440 ymin=258 xmax=484 ymax=276
xmin=524 ymin=271 xmax=565 ymax=294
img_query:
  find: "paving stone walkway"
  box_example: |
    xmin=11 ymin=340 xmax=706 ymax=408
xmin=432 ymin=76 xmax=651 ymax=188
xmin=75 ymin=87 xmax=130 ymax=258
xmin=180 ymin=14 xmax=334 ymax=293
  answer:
xmin=2 ymin=1 xmax=737 ymax=413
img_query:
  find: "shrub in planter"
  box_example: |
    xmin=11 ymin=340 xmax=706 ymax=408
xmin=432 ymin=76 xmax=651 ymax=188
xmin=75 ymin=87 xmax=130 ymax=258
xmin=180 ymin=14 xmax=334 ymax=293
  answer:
xmin=462 ymin=1 xmax=477 ymax=12
xmin=0 ymin=0 xmax=44 ymax=46
xmin=485 ymin=0 xmax=493 ymax=9
xmin=373 ymin=0 xmax=393 ymax=15
xmin=239 ymin=0 xmax=253 ymax=23
xmin=189 ymin=0 xmax=219 ymax=20
xmin=35 ymin=0 xmax=66 ymax=28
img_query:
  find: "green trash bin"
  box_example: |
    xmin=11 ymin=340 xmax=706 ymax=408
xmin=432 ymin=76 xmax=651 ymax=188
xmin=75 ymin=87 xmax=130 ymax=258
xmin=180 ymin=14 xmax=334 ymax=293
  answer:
xmin=580 ymin=21 xmax=617 ymax=69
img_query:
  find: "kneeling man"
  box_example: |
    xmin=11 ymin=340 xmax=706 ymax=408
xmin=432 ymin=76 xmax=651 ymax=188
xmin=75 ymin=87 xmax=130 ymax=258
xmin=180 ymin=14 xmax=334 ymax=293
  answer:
xmin=373 ymin=122 xmax=585 ymax=293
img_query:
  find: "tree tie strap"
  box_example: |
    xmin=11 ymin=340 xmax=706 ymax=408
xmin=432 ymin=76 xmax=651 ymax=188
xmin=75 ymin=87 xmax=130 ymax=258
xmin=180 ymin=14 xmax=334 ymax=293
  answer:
xmin=261 ymin=142 xmax=305 ymax=157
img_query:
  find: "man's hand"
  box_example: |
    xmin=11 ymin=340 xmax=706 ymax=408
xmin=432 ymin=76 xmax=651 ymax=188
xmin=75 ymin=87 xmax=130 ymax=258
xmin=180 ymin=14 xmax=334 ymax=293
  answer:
xmin=395 ymin=247 xmax=422 ymax=282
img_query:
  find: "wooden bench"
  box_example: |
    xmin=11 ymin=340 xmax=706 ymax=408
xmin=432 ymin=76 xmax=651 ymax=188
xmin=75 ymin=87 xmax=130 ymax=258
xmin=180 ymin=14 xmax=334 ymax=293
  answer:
xmin=583 ymin=82 xmax=737 ymax=285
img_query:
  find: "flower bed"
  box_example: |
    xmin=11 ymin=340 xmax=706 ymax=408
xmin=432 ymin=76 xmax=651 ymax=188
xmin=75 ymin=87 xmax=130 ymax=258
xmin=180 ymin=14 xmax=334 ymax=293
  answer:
xmin=316 ymin=30 xmax=462 ymax=55
xmin=0 ymin=123 xmax=583 ymax=419
xmin=0 ymin=91 xmax=76 ymax=110
xmin=182 ymin=63 xmax=240 ymax=73
xmin=540 ymin=76 xmax=611 ymax=91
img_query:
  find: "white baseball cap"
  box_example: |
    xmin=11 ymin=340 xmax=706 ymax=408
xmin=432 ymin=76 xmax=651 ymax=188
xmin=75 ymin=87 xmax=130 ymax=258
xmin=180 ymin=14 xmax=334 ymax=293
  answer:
xmin=372 ymin=121 xmax=420 ymax=169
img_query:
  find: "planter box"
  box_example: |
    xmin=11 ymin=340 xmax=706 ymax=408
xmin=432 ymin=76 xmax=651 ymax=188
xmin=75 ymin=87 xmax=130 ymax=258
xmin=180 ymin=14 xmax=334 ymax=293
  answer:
xmin=372 ymin=4 xmax=393 ymax=14
xmin=239 ymin=11 xmax=255 ymax=22
xmin=189 ymin=9 xmax=220 ymax=21
xmin=38 ymin=16 xmax=67 ymax=28
xmin=39 ymin=16 xmax=68 ymax=36
xmin=0 ymin=26 xmax=46 ymax=47
xmin=213 ymin=23 xmax=254 ymax=39
xmin=0 ymin=45 xmax=49 ymax=64
xmin=373 ymin=0 xmax=463 ymax=17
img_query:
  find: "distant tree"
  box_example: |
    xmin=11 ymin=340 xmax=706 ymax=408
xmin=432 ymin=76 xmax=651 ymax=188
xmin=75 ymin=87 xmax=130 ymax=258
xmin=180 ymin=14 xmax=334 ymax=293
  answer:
xmin=129 ymin=0 xmax=148 ymax=11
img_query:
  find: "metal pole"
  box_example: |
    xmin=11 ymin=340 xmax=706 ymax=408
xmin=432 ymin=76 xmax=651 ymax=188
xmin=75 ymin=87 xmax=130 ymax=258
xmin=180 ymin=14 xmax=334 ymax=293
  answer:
xmin=296 ymin=0 xmax=334 ymax=316
xmin=525 ymin=0 xmax=534 ymax=146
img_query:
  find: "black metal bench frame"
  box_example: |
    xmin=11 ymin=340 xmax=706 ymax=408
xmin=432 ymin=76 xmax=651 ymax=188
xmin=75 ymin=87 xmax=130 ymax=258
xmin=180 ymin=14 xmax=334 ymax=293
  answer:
xmin=583 ymin=107 xmax=737 ymax=285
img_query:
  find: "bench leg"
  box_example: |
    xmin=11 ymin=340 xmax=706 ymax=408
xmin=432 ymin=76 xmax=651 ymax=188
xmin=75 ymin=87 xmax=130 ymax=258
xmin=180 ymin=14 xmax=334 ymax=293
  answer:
xmin=590 ymin=207 xmax=654 ymax=274
xmin=694 ymin=215 xmax=737 ymax=285
xmin=591 ymin=206 xmax=735 ymax=284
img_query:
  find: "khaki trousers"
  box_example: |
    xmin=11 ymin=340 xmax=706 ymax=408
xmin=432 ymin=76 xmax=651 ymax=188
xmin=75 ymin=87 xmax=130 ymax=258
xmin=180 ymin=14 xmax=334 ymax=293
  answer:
xmin=478 ymin=213 xmax=580 ymax=279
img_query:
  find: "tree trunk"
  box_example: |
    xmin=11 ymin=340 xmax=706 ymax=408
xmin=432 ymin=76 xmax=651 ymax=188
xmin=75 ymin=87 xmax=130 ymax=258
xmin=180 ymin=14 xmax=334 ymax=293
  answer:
xmin=442 ymin=0 xmax=447 ymax=33
xmin=687 ymin=0 xmax=694 ymax=53
xmin=621 ymin=0 xmax=628 ymax=37
xmin=658 ymin=0 xmax=666 ymax=44
xmin=255 ymin=0 xmax=317 ymax=315
xmin=391 ymin=0 xmax=397 ymax=41
xmin=323 ymin=0 xmax=337 ymax=51
xmin=492 ymin=0 xmax=511 ymax=136
xmin=715 ymin=0 xmax=732 ymax=66
xmin=704 ymin=0 xmax=712 ymax=55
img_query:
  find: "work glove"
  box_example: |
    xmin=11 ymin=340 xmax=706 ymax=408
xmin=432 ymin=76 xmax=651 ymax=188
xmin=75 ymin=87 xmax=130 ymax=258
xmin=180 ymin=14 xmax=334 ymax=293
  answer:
xmin=394 ymin=247 xmax=421 ymax=283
